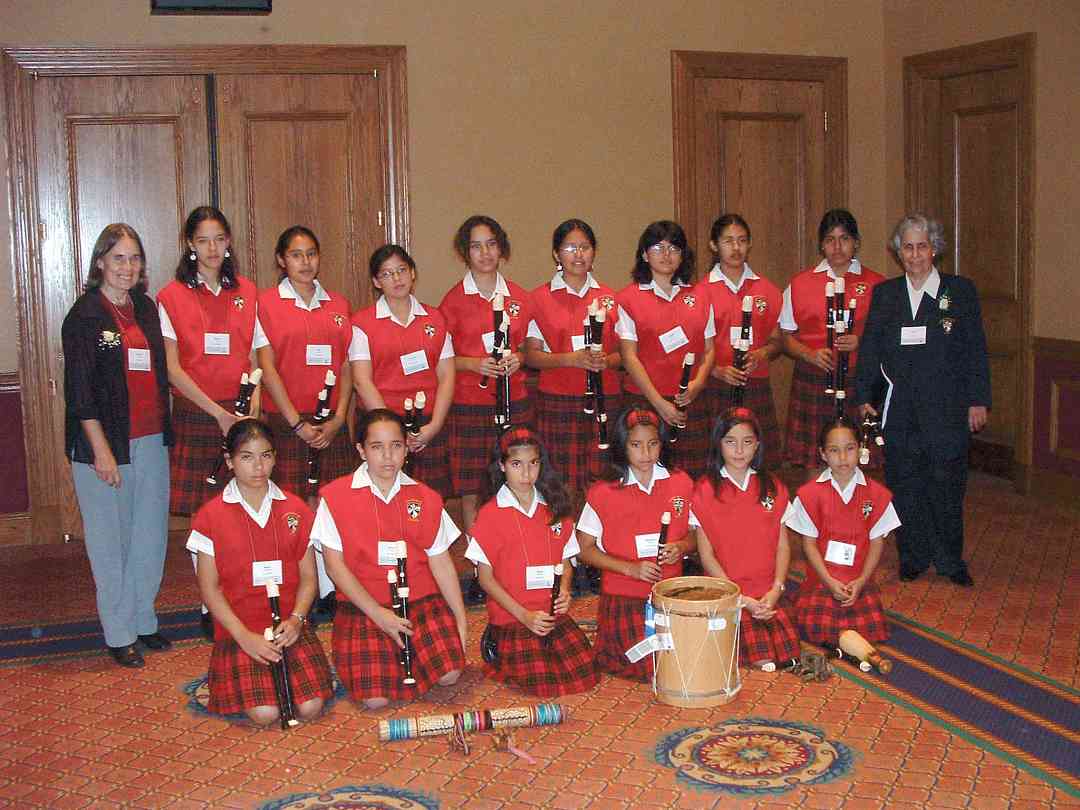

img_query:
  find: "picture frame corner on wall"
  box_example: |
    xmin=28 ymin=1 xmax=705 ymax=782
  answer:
xmin=150 ymin=0 xmax=272 ymax=15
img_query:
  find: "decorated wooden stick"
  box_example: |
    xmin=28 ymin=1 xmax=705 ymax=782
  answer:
xmin=582 ymin=307 xmax=596 ymax=416
xmin=838 ymin=296 xmax=857 ymax=410
xmin=393 ymin=543 xmax=417 ymax=685
xmin=671 ymin=352 xmax=695 ymax=443
xmin=824 ymin=281 xmax=836 ymax=395
xmin=265 ymin=582 xmax=299 ymax=729
xmin=378 ymin=703 xmax=566 ymax=742
xmin=656 ymin=511 xmax=671 ymax=562
xmin=497 ymin=343 xmax=512 ymax=430
xmin=206 ymin=368 xmax=263 ymax=485
xmin=549 ymin=563 xmax=564 ymax=616
xmin=731 ymin=294 xmax=753 ymax=406
xmin=591 ymin=306 xmax=610 ymax=450
xmin=305 ymin=369 xmax=337 ymax=490
xmin=839 ymin=629 xmax=893 ymax=674
xmin=403 ymin=397 xmax=416 ymax=435
xmin=859 ymin=409 xmax=885 ymax=466
xmin=388 ymin=569 xmax=416 ymax=685
xmin=479 ymin=293 xmax=505 ymax=390
xmin=411 ymin=390 xmax=427 ymax=439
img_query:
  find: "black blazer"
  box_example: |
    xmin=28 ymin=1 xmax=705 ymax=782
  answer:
xmin=854 ymin=273 xmax=991 ymax=460
xmin=62 ymin=288 xmax=173 ymax=465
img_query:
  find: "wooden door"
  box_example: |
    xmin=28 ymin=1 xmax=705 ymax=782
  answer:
xmin=30 ymin=74 xmax=210 ymax=537
xmin=673 ymin=52 xmax=848 ymax=435
xmin=215 ymin=73 xmax=385 ymax=310
xmin=905 ymin=36 xmax=1033 ymax=482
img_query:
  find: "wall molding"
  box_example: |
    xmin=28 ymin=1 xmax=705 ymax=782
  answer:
xmin=0 ymin=371 xmax=19 ymax=392
xmin=1032 ymin=336 xmax=1080 ymax=482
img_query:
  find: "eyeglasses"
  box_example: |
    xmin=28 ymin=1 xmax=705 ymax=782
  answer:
xmin=376 ymin=266 xmax=410 ymax=281
xmin=647 ymin=244 xmax=683 ymax=256
xmin=558 ymin=244 xmax=594 ymax=256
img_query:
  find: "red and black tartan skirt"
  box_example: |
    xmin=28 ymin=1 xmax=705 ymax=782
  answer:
xmin=264 ymin=411 xmax=356 ymax=500
xmin=783 ymin=361 xmax=866 ymax=467
xmin=404 ymin=423 xmax=453 ymax=500
xmin=593 ymin=592 xmax=652 ymax=682
xmin=536 ymin=391 xmax=623 ymax=494
xmin=447 ymin=399 xmax=535 ymax=497
xmin=795 ymin=580 xmax=888 ymax=646
xmin=703 ymin=377 xmax=780 ymax=464
xmin=170 ymin=395 xmax=230 ymax=516
xmin=483 ymin=614 xmax=600 ymax=697
xmin=207 ymin=624 xmax=333 ymax=716
xmin=738 ymin=605 xmax=801 ymax=665
xmin=332 ymin=594 xmax=465 ymax=701
xmin=668 ymin=397 xmax=712 ymax=481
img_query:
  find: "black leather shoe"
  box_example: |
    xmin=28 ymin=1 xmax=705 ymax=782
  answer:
xmin=137 ymin=632 xmax=172 ymax=651
xmin=108 ymin=644 xmax=145 ymax=668
xmin=200 ymin=612 xmax=214 ymax=641
xmin=948 ymin=569 xmax=975 ymax=587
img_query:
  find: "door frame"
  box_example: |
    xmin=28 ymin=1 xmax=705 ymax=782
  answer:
xmin=671 ymin=50 xmax=849 ymax=250
xmin=903 ymin=34 xmax=1034 ymax=490
xmin=1 ymin=45 xmax=410 ymax=543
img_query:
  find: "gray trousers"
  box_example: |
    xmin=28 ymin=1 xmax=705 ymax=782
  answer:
xmin=72 ymin=434 xmax=170 ymax=647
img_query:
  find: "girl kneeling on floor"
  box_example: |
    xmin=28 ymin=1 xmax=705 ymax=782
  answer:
xmin=188 ymin=419 xmax=333 ymax=725
xmin=466 ymin=427 xmax=599 ymax=697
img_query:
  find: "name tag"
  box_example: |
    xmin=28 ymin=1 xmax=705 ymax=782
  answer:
xmin=729 ymin=325 xmax=754 ymax=346
xmin=252 ymin=559 xmax=283 ymax=586
xmin=824 ymin=540 xmax=857 ymax=567
xmin=306 ymin=343 xmax=332 ymax=366
xmin=481 ymin=331 xmax=496 ymax=354
xmin=900 ymin=326 xmax=927 ymax=346
xmin=377 ymin=540 xmax=405 ymax=567
xmin=399 ymin=349 xmax=430 ymax=375
xmin=658 ymin=325 xmax=689 ymax=354
xmin=525 ymin=564 xmax=555 ymax=590
xmin=634 ymin=532 xmax=660 ymax=559
xmin=204 ymin=332 xmax=230 ymax=355
xmin=127 ymin=348 xmax=151 ymax=372
xmin=570 ymin=334 xmax=587 ymax=352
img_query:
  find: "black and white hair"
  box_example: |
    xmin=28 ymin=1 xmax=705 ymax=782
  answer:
xmin=889 ymin=213 xmax=947 ymax=264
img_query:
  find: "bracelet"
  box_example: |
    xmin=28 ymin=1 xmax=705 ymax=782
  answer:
xmin=773 ymin=580 xmax=786 ymax=593
xmin=291 ymin=612 xmax=307 ymax=626
xmin=290 ymin=419 xmax=307 ymax=434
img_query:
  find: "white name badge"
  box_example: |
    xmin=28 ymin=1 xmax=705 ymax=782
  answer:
xmin=306 ymin=343 xmax=332 ymax=366
xmin=900 ymin=326 xmax=927 ymax=346
xmin=252 ymin=559 xmax=283 ymax=586
xmin=377 ymin=540 xmax=404 ymax=567
xmin=824 ymin=540 xmax=857 ymax=567
xmin=658 ymin=325 xmax=689 ymax=354
xmin=127 ymin=348 xmax=151 ymax=372
xmin=399 ymin=349 xmax=430 ymax=376
xmin=204 ymin=332 xmax=230 ymax=355
xmin=525 ymin=564 xmax=555 ymax=590
xmin=635 ymin=532 xmax=661 ymax=559
xmin=481 ymin=331 xmax=496 ymax=354
xmin=729 ymin=325 xmax=754 ymax=346
xmin=570 ymin=334 xmax=587 ymax=352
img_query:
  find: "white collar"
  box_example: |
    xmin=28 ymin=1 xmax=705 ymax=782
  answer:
xmin=550 ymin=271 xmax=599 ymax=298
xmin=463 ymin=270 xmax=511 ymax=301
xmin=277 ymin=277 xmax=331 ymax=311
xmin=222 ymin=479 xmax=287 ymax=528
xmin=637 ymin=279 xmax=683 ymax=302
xmin=709 ymin=262 xmax=758 ymax=293
xmin=350 ymin=462 xmax=417 ymax=504
xmin=720 ymin=466 xmax=757 ymax=492
xmin=906 ymin=267 xmax=941 ymax=299
xmin=496 ymin=484 xmax=546 ymax=518
xmin=375 ymin=294 xmax=428 ymax=327
xmin=812 ymin=257 xmax=863 ymax=278
xmin=816 ymin=467 xmax=867 ymax=504
xmin=623 ymin=463 xmax=670 ymax=495
xmin=196 ymin=272 xmax=223 ymax=296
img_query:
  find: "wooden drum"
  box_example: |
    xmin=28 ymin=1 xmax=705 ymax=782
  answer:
xmin=651 ymin=576 xmax=742 ymax=708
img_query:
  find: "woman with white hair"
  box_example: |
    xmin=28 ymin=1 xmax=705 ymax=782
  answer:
xmin=854 ymin=213 xmax=990 ymax=586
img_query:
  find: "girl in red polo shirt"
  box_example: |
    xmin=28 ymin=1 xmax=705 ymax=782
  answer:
xmin=784 ymin=417 xmax=901 ymax=647
xmin=466 ymin=428 xmax=599 ymax=697
xmin=779 ymin=209 xmax=884 ymax=469
xmin=694 ymin=407 xmax=800 ymax=671
xmin=255 ymin=226 xmax=354 ymax=502
xmin=524 ymin=219 xmax=622 ymax=501
xmin=704 ymin=215 xmax=783 ymax=460
xmin=577 ymin=406 xmax=695 ymax=681
xmin=158 ymin=206 xmax=259 ymax=516
xmin=351 ymin=245 xmax=455 ymax=499
xmin=314 ymin=409 xmax=467 ymax=710
xmin=187 ymin=420 xmax=333 ymax=726
xmin=615 ymin=221 xmax=714 ymax=479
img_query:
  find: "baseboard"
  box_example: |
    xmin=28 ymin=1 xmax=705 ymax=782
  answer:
xmin=0 ymin=513 xmax=32 ymax=546
xmin=1020 ymin=464 xmax=1080 ymax=505
xmin=969 ymin=439 xmax=1014 ymax=480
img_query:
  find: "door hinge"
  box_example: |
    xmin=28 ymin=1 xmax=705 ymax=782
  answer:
xmin=38 ymin=221 xmax=46 ymax=243
xmin=824 ymin=111 xmax=829 ymax=134
xmin=377 ymin=210 xmax=384 ymax=227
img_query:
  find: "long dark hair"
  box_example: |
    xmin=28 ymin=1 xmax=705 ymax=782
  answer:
xmin=175 ymin=206 xmax=239 ymax=289
xmin=596 ymin=404 xmax=674 ymax=483
xmin=85 ymin=223 xmax=149 ymax=295
xmin=483 ymin=427 xmax=571 ymax=522
xmin=552 ymin=218 xmax=597 ymax=254
xmin=274 ymin=225 xmax=320 ymax=281
xmin=632 ymin=220 xmax=694 ymax=285
xmin=705 ymin=407 xmax=776 ymax=504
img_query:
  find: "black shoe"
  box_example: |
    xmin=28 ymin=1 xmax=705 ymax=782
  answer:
xmin=948 ymin=569 xmax=975 ymax=587
xmin=466 ymin=575 xmax=487 ymax=606
xmin=898 ymin=566 xmax=926 ymax=582
xmin=108 ymin=644 xmax=145 ymax=668
xmin=137 ymin=632 xmax=172 ymax=651
xmin=200 ymin=612 xmax=214 ymax=641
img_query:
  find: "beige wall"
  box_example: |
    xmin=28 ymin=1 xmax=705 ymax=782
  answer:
xmin=884 ymin=0 xmax=1080 ymax=341
xmin=0 ymin=0 xmax=889 ymax=373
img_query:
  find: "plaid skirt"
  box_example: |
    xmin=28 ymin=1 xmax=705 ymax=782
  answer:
xmin=795 ymin=580 xmax=888 ymax=646
xmin=537 ymin=391 xmax=624 ymax=493
xmin=738 ymin=605 xmax=801 ymax=665
xmin=668 ymin=398 xmax=711 ymax=480
xmin=447 ymin=399 xmax=535 ymax=497
xmin=207 ymin=624 xmax=333 ymax=716
xmin=703 ymin=377 xmax=780 ymax=465
xmin=483 ymin=614 xmax=599 ymax=697
xmin=264 ymin=412 xmax=356 ymax=499
xmin=332 ymin=595 xmax=465 ymax=701
xmin=783 ymin=361 xmax=864 ymax=467
xmin=593 ymin=593 xmax=652 ymax=682
xmin=170 ymin=395 xmax=230 ymax=516
xmin=404 ymin=423 xmax=453 ymax=499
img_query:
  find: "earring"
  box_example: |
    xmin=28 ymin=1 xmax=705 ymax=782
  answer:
xmin=188 ymin=250 xmax=196 ymax=261
xmin=556 ymin=262 xmax=563 ymax=272
xmin=224 ymin=248 xmax=231 ymax=259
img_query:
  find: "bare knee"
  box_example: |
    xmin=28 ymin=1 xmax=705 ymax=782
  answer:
xmin=438 ymin=669 xmax=462 ymax=687
xmin=246 ymin=705 xmax=279 ymax=726
xmin=362 ymin=697 xmax=389 ymax=710
xmin=297 ymin=697 xmax=324 ymax=721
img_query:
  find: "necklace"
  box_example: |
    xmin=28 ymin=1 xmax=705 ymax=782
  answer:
xmin=102 ymin=292 xmax=134 ymax=325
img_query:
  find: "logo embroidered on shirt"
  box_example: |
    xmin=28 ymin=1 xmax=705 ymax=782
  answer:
xmin=407 ymin=499 xmax=422 ymax=521
xmin=861 ymin=501 xmax=874 ymax=520
xmin=682 ymin=295 xmax=696 ymax=309
xmin=506 ymin=300 xmax=522 ymax=318
xmin=285 ymin=513 xmax=300 ymax=533
xmin=550 ymin=523 xmax=562 ymax=536
xmin=761 ymin=495 xmax=775 ymax=512
xmin=854 ymin=282 xmax=868 ymax=296
xmin=670 ymin=496 xmax=685 ymax=516
xmin=333 ymin=314 xmax=345 ymax=328
xmin=599 ymin=295 xmax=616 ymax=311
xmin=755 ymin=296 xmax=768 ymax=314
xmin=424 ymin=324 xmax=436 ymax=338
xmin=233 ymin=296 xmax=245 ymax=310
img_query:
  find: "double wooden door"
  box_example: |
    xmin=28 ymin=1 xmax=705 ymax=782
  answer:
xmin=4 ymin=47 xmax=409 ymax=542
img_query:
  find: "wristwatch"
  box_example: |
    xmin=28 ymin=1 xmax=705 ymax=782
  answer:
xmin=291 ymin=612 xmax=307 ymax=626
